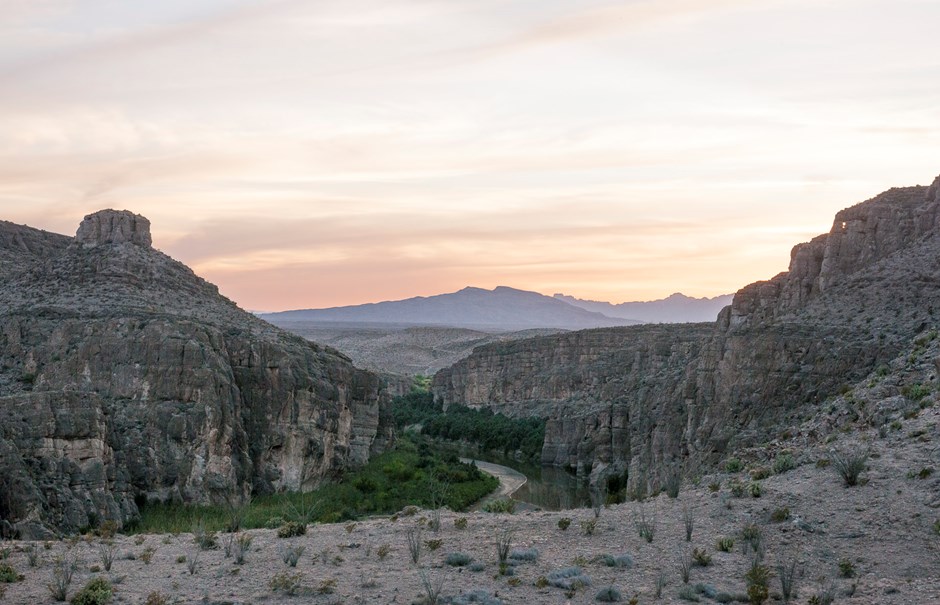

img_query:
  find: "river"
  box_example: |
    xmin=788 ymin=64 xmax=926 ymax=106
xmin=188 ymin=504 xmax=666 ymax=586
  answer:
xmin=461 ymin=457 xmax=592 ymax=511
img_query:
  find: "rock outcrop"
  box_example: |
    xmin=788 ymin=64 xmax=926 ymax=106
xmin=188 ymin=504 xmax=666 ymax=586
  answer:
xmin=434 ymin=175 xmax=940 ymax=491
xmin=0 ymin=211 xmax=394 ymax=537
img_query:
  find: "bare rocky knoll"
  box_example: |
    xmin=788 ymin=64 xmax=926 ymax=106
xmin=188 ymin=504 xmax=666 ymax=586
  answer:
xmin=0 ymin=210 xmax=394 ymax=538
xmin=271 ymin=323 xmax=564 ymax=377
xmin=434 ymin=175 xmax=940 ymax=491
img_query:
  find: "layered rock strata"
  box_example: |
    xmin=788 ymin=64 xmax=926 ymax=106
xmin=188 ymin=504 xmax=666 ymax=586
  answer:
xmin=0 ymin=210 xmax=393 ymax=537
xmin=434 ymin=176 xmax=940 ymax=490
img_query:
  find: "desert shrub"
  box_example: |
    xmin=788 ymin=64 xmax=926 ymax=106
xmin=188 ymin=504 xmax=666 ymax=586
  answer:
xmin=744 ymin=562 xmax=771 ymax=605
xmin=749 ymin=467 xmax=771 ymax=481
xmin=144 ymin=592 xmax=169 ymax=605
xmin=772 ymin=454 xmax=796 ymax=474
xmin=454 ymin=517 xmax=468 ymax=530
xmin=664 ymin=473 xmax=682 ymax=499
xmin=495 ymin=530 xmax=513 ymax=565
xmin=47 ymin=554 xmax=77 ymax=601
xmin=424 ymin=538 xmax=443 ymax=551
xmin=741 ymin=524 xmax=762 ymax=551
xmin=557 ymin=517 xmax=571 ymax=530
xmin=418 ymin=570 xmax=444 ymax=605
xmin=725 ymin=458 xmax=744 ymax=473
xmin=0 ymin=563 xmax=23 ymax=583
xmin=694 ymin=584 xmax=718 ymax=599
xmin=691 ymin=548 xmax=712 ymax=567
xmin=716 ymin=537 xmax=734 ymax=552
xmin=838 ymin=558 xmax=855 ymax=578
xmin=270 ymin=571 xmax=303 ymax=595
xmin=98 ymin=541 xmax=117 ymax=572
xmin=377 ymin=543 xmax=391 ymax=559
xmin=777 ymin=558 xmax=798 ymax=603
xmin=682 ymin=504 xmax=694 ymax=541
xmin=25 ymin=542 xmax=40 ymax=567
xmin=678 ymin=585 xmax=700 ymax=602
xmin=831 ymin=447 xmax=869 ymax=486
xmin=634 ymin=506 xmax=655 ymax=543
xmin=770 ymin=507 xmax=791 ymax=522
xmin=277 ymin=521 xmax=306 ymax=538
xmin=708 ymin=481 xmax=721 ymax=492
xmin=280 ymin=544 xmax=305 ymax=567
xmin=446 ymin=552 xmax=473 ymax=567
xmin=469 ymin=562 xmax=486 ymax=572
xmin=595 ymin=585 xmax=622 ymax=602
xmin=729 ymin=480 xmax=746 ymax=498
xmin=509 ymin=548 xmax=538 ymax=562
xmin=192 ymin=523 xmax=218 ymax=550
xmin=450 ymin=590 xmax=504 ymax=605
xmin=186 ymin=550 xmax=199 ymax=575
xmin=748 ymin=482 xmax=763 ymax=498
xmin=317 ymin=578 xmax=337 ymax=594
xmin=232 ymin=533 xmax=252 ymax=565
xmin=139 ymin=546 xmax=155 ymax=564
xmin=406 ymin=527 xmax=422 ymax=564
xmin=808 ymin=581 xmax=836 ymax=605
xmin=483 ymin=498 xmax=516 ymax=514
xmin=70 ymin=577 xmax=113 ymax=605
xmin=678 ymin=551 xmax=692 ymax=583
xmin=599 ymin=554 xmax=633 ymax=568
xmin=581 ymin=519 xmax=598 ymax=536
xmin=546 ymin=566 xmax=592 ymax=590
xmin=654 ymin=572 xmax=666 ymax=599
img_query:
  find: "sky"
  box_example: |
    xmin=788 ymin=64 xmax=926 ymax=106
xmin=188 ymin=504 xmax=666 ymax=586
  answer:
xmin=1 ymin=0 xmax=938 ymax=311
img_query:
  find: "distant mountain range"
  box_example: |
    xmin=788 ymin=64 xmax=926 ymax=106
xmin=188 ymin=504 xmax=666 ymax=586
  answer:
xmin=554 ymin=292 xmax=733 ymax=324
xmin=260 ymin=286 xmax=732 ymax=331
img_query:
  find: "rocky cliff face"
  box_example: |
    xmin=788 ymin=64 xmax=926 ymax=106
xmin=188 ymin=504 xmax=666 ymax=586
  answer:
xmin=0 ymin=210 xmax=393 ymax=537
xmin=434 ymin=175 xmax=940 ymax=491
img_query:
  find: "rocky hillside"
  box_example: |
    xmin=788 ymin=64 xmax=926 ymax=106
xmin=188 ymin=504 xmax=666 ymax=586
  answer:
xmin=434 ymin=174 xmax=940 ymax=491
xmin=0 ymin=210 xmax=394 ymax=538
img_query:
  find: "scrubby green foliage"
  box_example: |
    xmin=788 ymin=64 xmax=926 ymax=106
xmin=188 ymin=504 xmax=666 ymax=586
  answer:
xmin=70 ymin=577 xmax=113 ymax=605
xmin=131 ymin=435 xmax=497 ymax=533
xmin=483 ymin=498 xmax=516 ymax=514
xmin=0 ymin=563 xmax=22 ymax=583
xmin=392 ymin=391 xmax=545 ymax=460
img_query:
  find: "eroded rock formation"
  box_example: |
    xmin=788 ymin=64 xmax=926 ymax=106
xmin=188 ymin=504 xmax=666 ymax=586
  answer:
xmin=0 ymin=210 xmax=393 ymax=537
xmin=434 ymin=175 xmax=940 ymax=491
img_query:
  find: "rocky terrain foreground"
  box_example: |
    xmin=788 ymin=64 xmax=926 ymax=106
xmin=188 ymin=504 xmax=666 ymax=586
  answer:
xmin=0 ymin=382 xmax=937 ymax=604
xmin=0 ymin=210 xmax=395 ymax=537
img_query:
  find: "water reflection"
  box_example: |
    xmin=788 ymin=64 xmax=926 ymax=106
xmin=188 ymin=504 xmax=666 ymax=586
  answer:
xmin=471 ymin=454 xmax=592 ymax=511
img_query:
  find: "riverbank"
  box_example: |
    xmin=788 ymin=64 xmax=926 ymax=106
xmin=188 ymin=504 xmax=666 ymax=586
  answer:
xmin=461 ymin=458 xmax=528 ymax=511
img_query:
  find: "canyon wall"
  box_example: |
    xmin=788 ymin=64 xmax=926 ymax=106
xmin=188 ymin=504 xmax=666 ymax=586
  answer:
xmin=0 ymin=210 xmax=394 ymax=537
xmin=434 ymin=177 xmax=940 ymax=490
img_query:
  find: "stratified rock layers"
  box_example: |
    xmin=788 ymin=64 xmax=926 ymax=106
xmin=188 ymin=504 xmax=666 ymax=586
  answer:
xmin=434 ymin=178 xmax=940 ymax=490
xmin=0 ymin=211 xmax=393 ymax=537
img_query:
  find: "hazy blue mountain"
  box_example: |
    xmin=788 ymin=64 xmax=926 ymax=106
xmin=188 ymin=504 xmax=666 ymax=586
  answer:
xmin=552 ymin=292 xmax=733 ymax=323
xmin=261 ymin=286 xmax=640 ymax=331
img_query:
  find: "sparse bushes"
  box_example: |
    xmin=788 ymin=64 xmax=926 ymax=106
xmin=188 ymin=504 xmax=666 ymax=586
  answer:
xmin=192 ymin=523 xmax=218 ymax=550
xmin=770 ymin=507 xmax=791 ymax=522
xmin=25 ymin=542 xmax=40 ymax=567
xmin=509 ymin=548 xmax=538 ymax=563
xmin=495 ymin=530 xmax=513 ymax=566
xmin=406 ymin=527 xmax=422 ymax=565
xmin=377 ymin=543 xmax=391 ymax=559
xmin=270 ymin=571 xmax=303 ymax=596
xmin=546 ymin=567 xmax=592 ymax=590
xmin=831 ymin=447 xmax=869 ymax=486
xmin=664 ymin=473 xmax=682 ymax=499
xmin=557 ymin=517 xmax=571 ymax=530
xmin=691 ymin=548 xmax=711 ymax=567
xmin=741 ymin=524 xmax=762 ymax=553
xmin=772 ymin=453 xmax=796 ymax=474
xmin=599 ymin=554 xmax=632 ymax=568
xmin=634 ymin=506 xmax=656 ymax=543
xmin=70 ymin=577 xmax=113 ymax=605
xmin=682 ymin=504 xmax=694 ymax=541
xmin=483 ymin=498 xmax=516 ymax=514
xmin=777 ymin=558 xmax=798 ymax=603
xmin=0 ymin=562 xmax=22 ymax=583
xmin=808 ymin=581 xmax=836 ymax=605
xmin=595 ymin=585 xmax=622 ymax=602
xmin=419 ymin=570 xmax=444 ymax=605
xmin=144 ymin=592 xmax=169 ymax=605
xmin=186 ymin=550 xmax=199 ymax=575
xmin=277 ymin=521 xmax=306 ymax=538
xmin=97 ymin=541 xmax=117 ymax=572
xmin=678 ymin=585 xmax=700 ymax=602
xmin=446 ymin=552 xmax=474 ymax=567
xmin=231 ymin=533 xmax=252 ymax=564
xmin=838 ymin=558 xmax=856 ymax=578
xmin=678 ymin=551 xmax=692 ymax=583
xmin=425 ymin=538 xmax=443 ymax=551
xmin=716 ymin=537 xmax=735 ymax=552
xmin=744 ymin=562 xmax=771 ymax=605
xmin=581 ymin=519 xmax=598 ymax=536
xmin=47 ymin=554 xmax=77 ymax=601
xmin=725 ymin=458 xmax=744 ymax=473
xmin=280 ymin=544 xmax=305 ymax=567
xmin=454 ymin=517 xmax=468 ymax=530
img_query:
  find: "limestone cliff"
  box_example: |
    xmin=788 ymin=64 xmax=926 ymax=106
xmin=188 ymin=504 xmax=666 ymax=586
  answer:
xmin=434 ymin=175 xmax=940 ymax=491
xmin=0 ymin=210 xmax=393 ymax=537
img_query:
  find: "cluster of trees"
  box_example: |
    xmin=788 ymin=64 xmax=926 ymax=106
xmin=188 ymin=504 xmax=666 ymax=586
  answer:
xmin=392 ymin=391 xmax=545 ymax=461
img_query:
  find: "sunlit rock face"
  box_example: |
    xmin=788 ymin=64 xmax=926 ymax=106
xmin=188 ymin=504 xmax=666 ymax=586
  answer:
xmin=0 ymin=211 xmax=394 ymax=538
xmin=434 ymin=175 xmax=940 ymax=492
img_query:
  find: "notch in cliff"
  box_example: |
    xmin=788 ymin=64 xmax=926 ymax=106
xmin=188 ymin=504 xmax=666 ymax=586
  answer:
xmin=74 ymin=209 xmax=152 ymax=248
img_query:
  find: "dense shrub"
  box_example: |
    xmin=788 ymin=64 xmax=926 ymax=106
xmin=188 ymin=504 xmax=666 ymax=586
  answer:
xmin=70 ymin=578 xmax=113 ymax=605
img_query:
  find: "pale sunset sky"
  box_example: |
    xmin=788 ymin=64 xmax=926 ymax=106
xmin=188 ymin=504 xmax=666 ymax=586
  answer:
xmin=1 ymin=0 xmax=938 ymax=311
